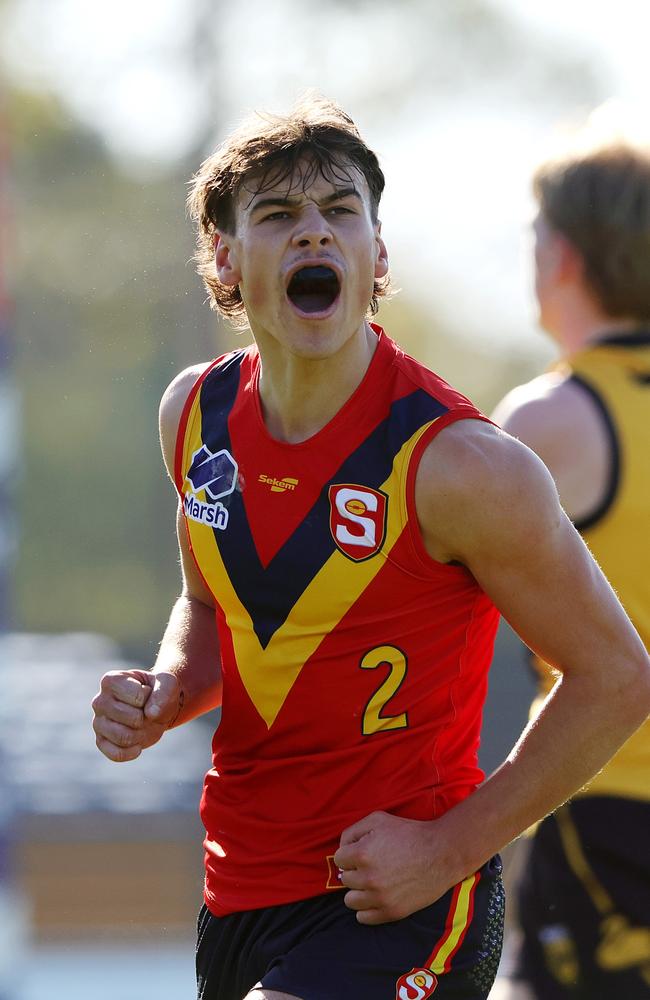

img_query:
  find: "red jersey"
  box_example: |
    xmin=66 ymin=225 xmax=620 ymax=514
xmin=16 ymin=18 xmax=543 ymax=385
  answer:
xmin=174 ymin=326 xmax=500 ymax=916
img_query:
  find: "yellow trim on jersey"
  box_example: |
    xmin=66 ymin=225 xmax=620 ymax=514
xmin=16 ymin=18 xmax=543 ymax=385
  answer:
xmin=428 ymin=872 xmax=479 ymax=974
xmin=534 ymin=342 xmax=650 ymax=801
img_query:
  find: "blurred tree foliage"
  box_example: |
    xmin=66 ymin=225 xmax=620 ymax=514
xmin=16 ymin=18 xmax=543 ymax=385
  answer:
xmin=9 ymin=85 xmax=539 ymax=660
xmin=10 ymin=86 xmax=239 ymax=656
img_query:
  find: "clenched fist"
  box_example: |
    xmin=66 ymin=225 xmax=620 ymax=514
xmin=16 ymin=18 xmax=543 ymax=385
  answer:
xmin=92 ymin=669 xmax=182 ymax=762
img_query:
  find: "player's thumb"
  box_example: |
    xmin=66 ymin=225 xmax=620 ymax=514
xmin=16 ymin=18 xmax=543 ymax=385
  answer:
xmin=143 ymin=671 xmax=181 ymax=726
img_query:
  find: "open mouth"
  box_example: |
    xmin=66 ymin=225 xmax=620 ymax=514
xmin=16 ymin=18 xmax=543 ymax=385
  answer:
xmin=286 ymin=266 xmax=340 ymax=314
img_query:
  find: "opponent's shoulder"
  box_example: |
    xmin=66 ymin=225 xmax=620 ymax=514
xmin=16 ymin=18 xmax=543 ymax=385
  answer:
xmin=491 ymin=370 xmax=613 ymax=519
xmin=491 ymin=371 xmax=601 ymax=457
xmin=159 ymin=362 xmax=213 ymax=475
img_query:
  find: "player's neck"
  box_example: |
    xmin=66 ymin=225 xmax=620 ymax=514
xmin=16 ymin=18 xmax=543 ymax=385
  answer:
xmin=256 ymin=323 xmax=379 ymax=444
xmin=555 ymin=316 xmax=644 ymax=356
xmin=548 ymin=288 xmax=641 ymax=356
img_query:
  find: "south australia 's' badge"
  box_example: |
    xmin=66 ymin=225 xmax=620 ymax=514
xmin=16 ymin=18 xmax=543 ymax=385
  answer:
xmin=328 ymin=484 xmax=387 ymax=561
xmin=395 ymin=968 xmax=438 ymax=999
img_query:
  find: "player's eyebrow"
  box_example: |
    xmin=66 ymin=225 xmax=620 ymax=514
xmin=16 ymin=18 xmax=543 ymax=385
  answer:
xmin=249 ymin=186 xmax=361 ymax=215
xmin=318 ymin=186 xmax=361 ymax=206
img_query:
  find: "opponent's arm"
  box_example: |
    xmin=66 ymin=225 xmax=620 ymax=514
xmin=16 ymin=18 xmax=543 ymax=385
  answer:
xmin=335 ymin=422 xmax=650 ymax=923
xmin=92 ymin=364 xmax=223 ymax=762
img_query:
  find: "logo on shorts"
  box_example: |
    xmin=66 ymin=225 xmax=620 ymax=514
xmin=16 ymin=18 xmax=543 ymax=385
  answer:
xmin=395 ymin=968 xmax=438 ymax=1000
xmin=328 ymin=484 xmax=387 ymax=561
xmin=184 ymin=445 xmax=238 ymax=530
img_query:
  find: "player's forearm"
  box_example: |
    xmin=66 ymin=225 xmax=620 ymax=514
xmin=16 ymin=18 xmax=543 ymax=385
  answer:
xmin=153 ymin=591 xmax=223 ymax=726
xmin=438 ymin=659 xmax=650 ymax=879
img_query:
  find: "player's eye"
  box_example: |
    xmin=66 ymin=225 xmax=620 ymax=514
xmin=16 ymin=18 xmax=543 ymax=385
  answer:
xmin=262 ymin=211 xmax=290 ymax=221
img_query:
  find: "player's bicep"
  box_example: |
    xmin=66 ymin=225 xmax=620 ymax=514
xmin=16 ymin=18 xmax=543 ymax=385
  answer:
xmin=176 ymin=504 xmax=216 ymax=609
xmin=463 ymin=450 xmax=639 ymax=682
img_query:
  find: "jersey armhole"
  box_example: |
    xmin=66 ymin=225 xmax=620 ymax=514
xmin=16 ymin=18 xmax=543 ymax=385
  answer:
xmin=569 ymin=373 xmax=621 ymax=533
xmin=405 ymin=407 xmax=495 ymax=573
xmin=173 ymin=358 xmax=225 ymax=495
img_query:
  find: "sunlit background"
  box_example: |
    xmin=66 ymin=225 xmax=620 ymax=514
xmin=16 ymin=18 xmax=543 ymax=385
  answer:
xmin=0 ymin=0 xmax=648 ymax=996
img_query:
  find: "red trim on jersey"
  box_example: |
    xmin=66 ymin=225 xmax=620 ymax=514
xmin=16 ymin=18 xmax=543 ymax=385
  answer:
xmin=405 ymin=408 xmax=495 ymax=574
xmin=425 ymin=870 xmax=481 ymax=973
xmin=442 ymin=870 xmax=480 ymax=972
xmin=173 ymin=356 xmax=228 ymax=494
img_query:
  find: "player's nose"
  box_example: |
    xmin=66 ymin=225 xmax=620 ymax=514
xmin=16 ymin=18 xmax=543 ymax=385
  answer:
xmin=292 ymin=204 xmax=332 ymax=249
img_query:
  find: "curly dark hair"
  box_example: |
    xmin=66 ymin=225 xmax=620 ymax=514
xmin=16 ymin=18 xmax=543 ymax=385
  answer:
xmin=187 ymin=93 xmax=389 ymax=326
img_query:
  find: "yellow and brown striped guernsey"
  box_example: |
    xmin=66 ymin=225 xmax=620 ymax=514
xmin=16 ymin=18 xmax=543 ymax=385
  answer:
xmin=533 ymin=331 xmax=650 ymax=801
xmin=173 ymin=326 xmax=501 ymax=915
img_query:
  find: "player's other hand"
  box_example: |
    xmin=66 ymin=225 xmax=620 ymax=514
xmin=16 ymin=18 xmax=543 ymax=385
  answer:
xmin=334 ymin=810 xmax=461 ymax=925
xmin=92 ymin=669 xmax=181 ymax=762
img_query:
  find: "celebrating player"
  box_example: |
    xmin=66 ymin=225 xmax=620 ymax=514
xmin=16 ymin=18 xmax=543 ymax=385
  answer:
xmin=92 ymin=94 xmax=650 ymax=1000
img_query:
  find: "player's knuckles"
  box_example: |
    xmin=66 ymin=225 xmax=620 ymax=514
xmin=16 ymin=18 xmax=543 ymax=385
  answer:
xmin=99 ymin=721 xmax=143 ymax=749
xmin=91 ymin=689 xmax=112 ymax=717
xmin=332 ymin=851 xmax=350 ymax=872
xmin=106 ymin=672 xmax=148 ymax=707
xmin=95 ymin=735 xmax=142 ymax=763
xmin=113 ymin=702 xmax=145 ymax=729
xmin=360 ymin=871 xmax=382 ymax=892
xmin=351 ymin=843 xmax=372 ymax=867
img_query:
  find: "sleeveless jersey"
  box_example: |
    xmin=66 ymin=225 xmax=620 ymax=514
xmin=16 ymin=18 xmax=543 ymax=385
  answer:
xmin=174 ymin=326 xmax=501 ymax=915
xmin=532 ymin=331 xmax=650 ymax=802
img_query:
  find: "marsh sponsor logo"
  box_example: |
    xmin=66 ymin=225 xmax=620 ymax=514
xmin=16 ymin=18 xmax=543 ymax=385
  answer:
xmin=186 ymin=445 xmax=238 ymax=501
xmin=183 ymin=445 xmax=238 ymax=531
xmin=258 ymin=473 xmax=299 ymax=493
xmin=183 ymin=492 xmax=229 ymax=530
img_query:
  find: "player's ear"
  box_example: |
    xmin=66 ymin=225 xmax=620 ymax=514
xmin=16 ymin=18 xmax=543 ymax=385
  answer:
xmin=374 ymin=223 xmax=389 ymax=280
xmin=555 ymin=233 xmax=584 ymax=284
xmin=214 ymin=232 xmax=242 ymax=287
xmin=539 ymin=219 xmax=581 ymax=286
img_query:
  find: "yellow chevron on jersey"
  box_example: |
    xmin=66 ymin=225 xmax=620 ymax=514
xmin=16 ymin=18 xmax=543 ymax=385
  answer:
xmin=183 ymin=418 xmax=438 ymax=729
xmin=173 ymin=328 xmax=501 ymax=914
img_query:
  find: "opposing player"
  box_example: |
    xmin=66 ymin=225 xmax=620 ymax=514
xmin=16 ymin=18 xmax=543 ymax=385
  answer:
xmin=493 ymin=105 xmax=650 ymax=999
xmin=92 ymin=95 xmax=650 ymax=1000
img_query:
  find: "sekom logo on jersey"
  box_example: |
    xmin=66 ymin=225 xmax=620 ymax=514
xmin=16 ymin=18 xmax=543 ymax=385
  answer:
xmin=328 ymin=484 xmax=387 ymax=561
xmin=183 ymin=445 xmax=238 ymax=530
xmin=395 ymin=968 xmax=438 ymax=999
xmin=258 ymin=473 xmax=299 ymax=493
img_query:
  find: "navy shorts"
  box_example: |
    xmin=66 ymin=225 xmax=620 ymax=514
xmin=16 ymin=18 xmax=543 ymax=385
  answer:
xmin=196 ymin=855 xmax=504 ymax=1000
xmin=513 ymin=797 xmax=650 ymax=999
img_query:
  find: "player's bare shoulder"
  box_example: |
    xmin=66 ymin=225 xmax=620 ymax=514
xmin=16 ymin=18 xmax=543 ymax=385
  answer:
xmin=492 ymin=371 xmax=603 ymax=458
xmin=492 ymin=371 xmax=612 ymax=521
xmin=159 ymin=362 xmax=213 ymax=477
xmin=415 ymin=418 xmax=559 ymax=565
